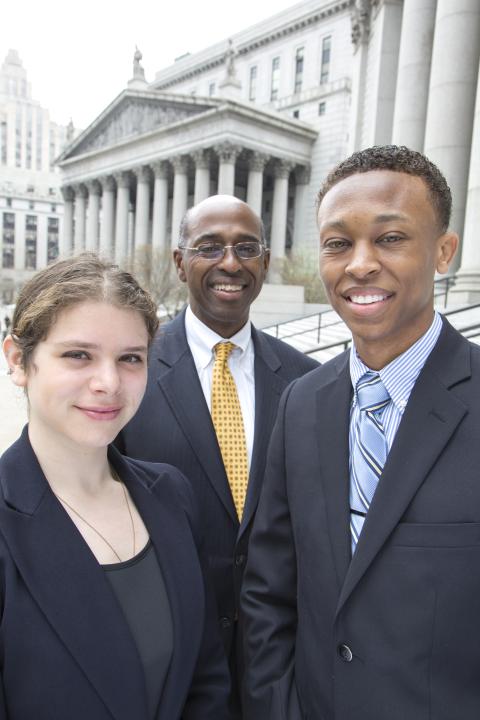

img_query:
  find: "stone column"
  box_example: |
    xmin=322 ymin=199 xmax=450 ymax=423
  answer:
xmin=424 ymin=0 xmax=480 ymax=270
xmin=61 ymin=186 xmax=74 ymax=256
xmin=193 ymin=149 xmax=211 ymax=204
xmin=216 ymin=142 xmax=241 ymax=196
xmin=114 ymin=171 xmax=131 ymax=265
xmin=348 ymin=1 xmax=371 ymax=152
xmin=171 ymin=156 xmax=189 ymax=247
xmin=270 ymin=160 xmax=294 ymax=282
xmin=36 ymin=214 xmax=48 ymax=269
xmin=99 ymin=175 xmax=116 ymax=258
xmin=73 ymin=184 xmax=87 ymax=255
xmin=247 ymin=152 xmax=269 ymax=215
xmin=392 ymin=0 xmax=437 ymax=150
xmin=292 ymin=165 xmax=311 ymax=252
xmin=134 ymin=165 xmax=151 ymax=249
xmin=152 ymin=161 xmax=169 ymax=252
xmin=85 ymin=180 xmax=101 ymax=252
xmin=452 ymin=51 xmax=480 ymax=303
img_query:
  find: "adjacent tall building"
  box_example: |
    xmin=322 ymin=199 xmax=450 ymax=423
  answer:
xmin=54 ymin=1 xmax=480 ymax=302
xmin=0 ymin=50 xmax=74 ymax=301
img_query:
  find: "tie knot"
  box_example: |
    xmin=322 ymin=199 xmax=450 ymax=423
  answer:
xmin=214 ymin=341 xmax=236 ymax=363
xmin=356 ymin=372 xmax=390 ymax=413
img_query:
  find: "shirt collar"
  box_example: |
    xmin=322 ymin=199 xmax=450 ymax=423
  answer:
xmin=349 ymin=311 xmax=443 ymax=412
xmin=185 ymin=305 xmax=252 ymax=370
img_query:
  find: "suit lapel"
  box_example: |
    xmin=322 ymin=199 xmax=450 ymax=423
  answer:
xmin=0 ymin=431 xmax=148 ymax=720
xmin=316 ymin=353 xmax=352 ymax=590
xmin=336 ymin=321 xmax=471 ymax=616
xmin=241 ymin=329 xmax=285 ymax=535
xmin=154 ymin=312 xmax=237 ymax=524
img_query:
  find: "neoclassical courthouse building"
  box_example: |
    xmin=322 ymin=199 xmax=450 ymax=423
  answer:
xmin=57 ymin=0 xmax=480 ymax=302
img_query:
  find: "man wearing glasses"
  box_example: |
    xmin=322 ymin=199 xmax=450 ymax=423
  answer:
xmin=117 ymin=194 xmax=318 ymax=717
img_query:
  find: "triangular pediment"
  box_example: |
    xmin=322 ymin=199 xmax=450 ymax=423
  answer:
xmin=62 ymin=90 xmax=217 ymax=159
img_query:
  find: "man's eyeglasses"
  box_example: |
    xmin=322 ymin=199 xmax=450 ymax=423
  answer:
xmin=180 ymin=242 xmax=264 ymax=261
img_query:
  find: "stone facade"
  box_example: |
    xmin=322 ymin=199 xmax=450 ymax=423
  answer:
xmin=58 ymin=0 xmax=353 ymax=269
xmin=57 ymin=0 xmax=480 ymax=301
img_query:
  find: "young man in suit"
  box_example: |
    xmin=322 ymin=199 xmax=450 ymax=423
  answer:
xmin=117 ymin=194 xmax=318 ymax=717
xmin=240 ymin=146 xmax=480 ymax=720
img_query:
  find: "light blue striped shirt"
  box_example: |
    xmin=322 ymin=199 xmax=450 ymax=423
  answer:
xmin=349 ymin=311 xmax=443 ymax=465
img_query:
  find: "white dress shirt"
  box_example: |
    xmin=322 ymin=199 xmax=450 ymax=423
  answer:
xmin=184 ymin=305 xmax=256 ymax=470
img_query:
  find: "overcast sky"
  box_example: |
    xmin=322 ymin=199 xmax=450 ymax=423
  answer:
xmin=1 ymin=0 xmax=302 ymax=131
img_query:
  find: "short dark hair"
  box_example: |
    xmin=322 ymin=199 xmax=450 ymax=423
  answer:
xmin=12 ymin=253 xmax=159 ymax=370
xmin=178 ymin=203 xmax=267 ymax=248
xmin=316 ymin=145 xmax=452 ymax=232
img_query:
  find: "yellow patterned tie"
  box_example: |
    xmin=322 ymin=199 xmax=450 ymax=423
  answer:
xmin=211 ymin=342 xmax=249 ymax=520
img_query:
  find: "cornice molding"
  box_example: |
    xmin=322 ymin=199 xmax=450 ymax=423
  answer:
xmin=153 ymin=0 xmax=354 ymax=90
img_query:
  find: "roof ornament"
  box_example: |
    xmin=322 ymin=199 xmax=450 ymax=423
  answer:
xmin=219 ymin=39 xmax=242 ymax=99
xmin=128 ymin=47 xmax=148 ymax=89
xmin=133 ymin=46 xmax=145 ymax=80
xmin=225 ymin=39 xmax=237 ymax=79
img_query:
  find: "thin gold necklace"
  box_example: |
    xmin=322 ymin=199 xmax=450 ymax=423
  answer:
xmin=54 ymin=476 xmax=136 ymax=563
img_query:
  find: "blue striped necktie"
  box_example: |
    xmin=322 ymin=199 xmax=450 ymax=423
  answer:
xmin=350 ymin=372 xmax=390 ymax=553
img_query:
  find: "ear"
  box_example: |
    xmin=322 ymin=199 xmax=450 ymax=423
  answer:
xmin=436 ymin=231 xmax=459 ymax=274
xmin=262 ymin=247 xmax=271 ymax=274
xmin=173 ymin=248 xmax=187 ymax=283
xmin=3 ymin=335 xmax=28 ymax=388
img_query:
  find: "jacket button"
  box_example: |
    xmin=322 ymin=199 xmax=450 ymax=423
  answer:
xmin=338 ymin=644 xmax=353 ymax=662
xmin=235 ymin=554 xmax=246 ymax=566
xmin=220 ymin=616 xmax=231 ymax=629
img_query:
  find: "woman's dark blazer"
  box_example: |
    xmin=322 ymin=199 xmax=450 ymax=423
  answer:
xmin=0 ymin=427 xmax=231 ymax=720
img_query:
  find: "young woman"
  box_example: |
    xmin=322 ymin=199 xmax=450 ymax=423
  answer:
xmin=0 ymin=254 xmax=231 ymax=720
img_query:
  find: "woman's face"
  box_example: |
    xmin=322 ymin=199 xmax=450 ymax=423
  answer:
xmin=9 ymin=301 xmax=149 ymax=451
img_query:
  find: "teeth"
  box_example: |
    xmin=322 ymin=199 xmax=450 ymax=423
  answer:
xmin=213 ymin=284 xmax=243 ymax=292
xmin=350 ymin=294 xmax=386 ymax=305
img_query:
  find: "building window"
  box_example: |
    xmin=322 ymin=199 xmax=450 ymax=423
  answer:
xmin=208 ymin=82 xmax=216 ymax=96
xmin=249 ymin=66 xmax=257 ymax=102
xmin=318 ymin=101 xmax=326 ymax=116
xmin=29 ymin=200 xmax=34 ymax=210
xmin=47 ymin=216 xmax=59 ymax=263
xmin=270 ymin=57 xmax=280 ymax=101
xmin=293 ymin=109 xmax=300 ymax=119
xmin=1 ymin=121 xmax=7 ymax=165
xmin=26 ymin=106 xmax=33 ymax=169
xmin=6 ymin=198 xmax=11 ymax=207
xmin=51 ymin=204 xmax=56 ymax=213
xmin=2 ymin=213 xmax=15 ymax=269
xmin=25 ymin=214 xmax=37 ymax=270
xmin=36 ymin=113 xmax=43 ymax=170
xmin=294 ymin=47 xmax=304 ymax=94
xmin=15 ymin=106 xmax=22 ymax=168
xmin=320 ymin=36 xmax=331 ymax=84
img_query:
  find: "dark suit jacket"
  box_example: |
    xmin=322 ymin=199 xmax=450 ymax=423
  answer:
xmin=0 ymin=428 xmax=231 ymax=720
xmin=242 ymin=318 xmax=480 ymax=720
xmin=116 ymin=309 xmax=318 ymax=661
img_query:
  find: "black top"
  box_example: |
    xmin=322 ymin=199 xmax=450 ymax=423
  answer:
xmin=104 ymin=541 xmax=173 ymax=719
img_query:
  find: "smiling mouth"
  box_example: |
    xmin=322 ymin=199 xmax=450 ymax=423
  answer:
xmin=211 ymin=283 xmax=245 ymax=293
xmin=76 ymin=406 xmax=122 ymax=420
xmin=348 ymin=294 xmax=390 ymax=305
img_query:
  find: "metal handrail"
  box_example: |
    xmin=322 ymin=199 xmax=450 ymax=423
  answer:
xmin=305 ymin=336 xmax=352 ymax=356
xmin=457 ymin=321 xmax=480 ymax=337
xmin=442 ymin=302 xmax=480 ymax=317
